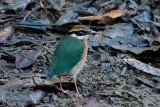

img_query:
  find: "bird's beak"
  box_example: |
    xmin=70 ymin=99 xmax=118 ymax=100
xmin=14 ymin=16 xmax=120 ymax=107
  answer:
xmin=88 ymin=30 xmax=98 ymax=35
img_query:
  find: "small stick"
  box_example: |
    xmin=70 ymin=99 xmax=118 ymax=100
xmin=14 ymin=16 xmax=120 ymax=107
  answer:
xmin=32 ymin=76 xmax=40 ymax=86
xmin=2 ymin=50 xmax=16 ymax=60
xmin=23 ymin=6 xmax=41 ymax=21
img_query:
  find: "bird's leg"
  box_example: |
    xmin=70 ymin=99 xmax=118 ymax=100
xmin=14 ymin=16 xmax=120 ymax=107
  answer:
xmin=58 ymin=76 xmax=68 ymax=93
xmin=73 ymin=76 xmax=81 ymax=96
xmin=58 ymin=76 xmax=63 ymax=90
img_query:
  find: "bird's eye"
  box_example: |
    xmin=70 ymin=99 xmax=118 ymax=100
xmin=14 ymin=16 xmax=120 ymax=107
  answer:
xmin=77 ymin=30 xmax=87 ymax=36
xmin=68 ymin=30 xmax=88 ymax=36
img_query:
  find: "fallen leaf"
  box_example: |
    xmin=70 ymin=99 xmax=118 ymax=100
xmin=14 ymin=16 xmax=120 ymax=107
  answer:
xmin=55 ymin=10 xmax=79 ymax=26
xmin=131 ymin=11 xmax=151 ymax=30
xmin=103 ymin=23 xmax=133 ymax=38
xmin=13 ymin=21 xmax=46 ymax=33
xmin=133 ymin=11 xmax=151 ymax=22
xmin=16 ymin=50 xmax=40 ymax=68
xmin=78 ymin=9 xmax=127 ymax=23
xmin=88 ymin=31 xmax=152 ymax=54
xmin=111 ymin=45 xmax=151 ymax=54
xmin=4 ymin=0 xmax=33 ymax=11
xmin=13 ymin=35 xmax=38 ymax=46
xmin=125 ymin=58 xmax=160 ymax=76
xmin=0 ymin=26 xmax=13 ymax=43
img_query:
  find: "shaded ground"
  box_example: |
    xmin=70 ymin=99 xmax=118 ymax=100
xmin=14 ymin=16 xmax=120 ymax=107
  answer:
xmin=1 ymin=0 xmax=160 ymax=107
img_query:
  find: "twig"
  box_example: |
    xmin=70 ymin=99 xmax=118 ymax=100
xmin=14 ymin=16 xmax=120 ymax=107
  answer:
xmin=2 ymin=50 xmax=16 ymax=60
xmin=23 ymin=6 xmax=41 ymax=21
xmin=0 ymin=18 xmax=17 ymax=23
xmin=32 ymin=77 xmax=69 ymax=94
xmin=32 ymin=76 xmax=40 ymax=86
xmin=0 ymin=14 xmax=18 ymax=18
xmin=88 ymin=0 xmax=97 ymax=7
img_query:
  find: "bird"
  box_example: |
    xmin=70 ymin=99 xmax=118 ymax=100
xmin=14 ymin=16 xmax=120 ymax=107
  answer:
xmin=47 ymin=25 xmax=97 ymax=95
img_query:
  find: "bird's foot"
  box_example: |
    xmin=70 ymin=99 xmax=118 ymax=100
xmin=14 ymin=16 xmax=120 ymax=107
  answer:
xmin=56 ymin=86 xmax=69 ymax=93
xmin=61 ymin=89 xmax=69 ymax=93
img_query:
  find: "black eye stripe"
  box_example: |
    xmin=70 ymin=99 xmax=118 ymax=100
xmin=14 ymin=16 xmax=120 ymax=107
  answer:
xmin=68 ymin=30 xmax=88 ymax=36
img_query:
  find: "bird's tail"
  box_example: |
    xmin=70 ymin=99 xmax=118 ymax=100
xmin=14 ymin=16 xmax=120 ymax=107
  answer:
xmin=47 ymin=55 xmax=58 ymax=79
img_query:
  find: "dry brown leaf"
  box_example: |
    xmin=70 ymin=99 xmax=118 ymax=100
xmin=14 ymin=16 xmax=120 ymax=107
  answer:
xmin=0 ymin=26 xmax=13 ymax=43
xmin=78 ymin=9 xmax=127 ymax=21
xmin=125 ymin=58 xmax=160 ymax=76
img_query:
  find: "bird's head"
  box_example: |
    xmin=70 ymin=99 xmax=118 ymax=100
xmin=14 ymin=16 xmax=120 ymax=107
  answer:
xmin=68 ymin=25 xmax=97 ymax=40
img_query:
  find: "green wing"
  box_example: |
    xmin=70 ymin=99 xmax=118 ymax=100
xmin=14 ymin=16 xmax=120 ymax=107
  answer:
xmin=48 ymin=36 xmax=84 ymax=78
